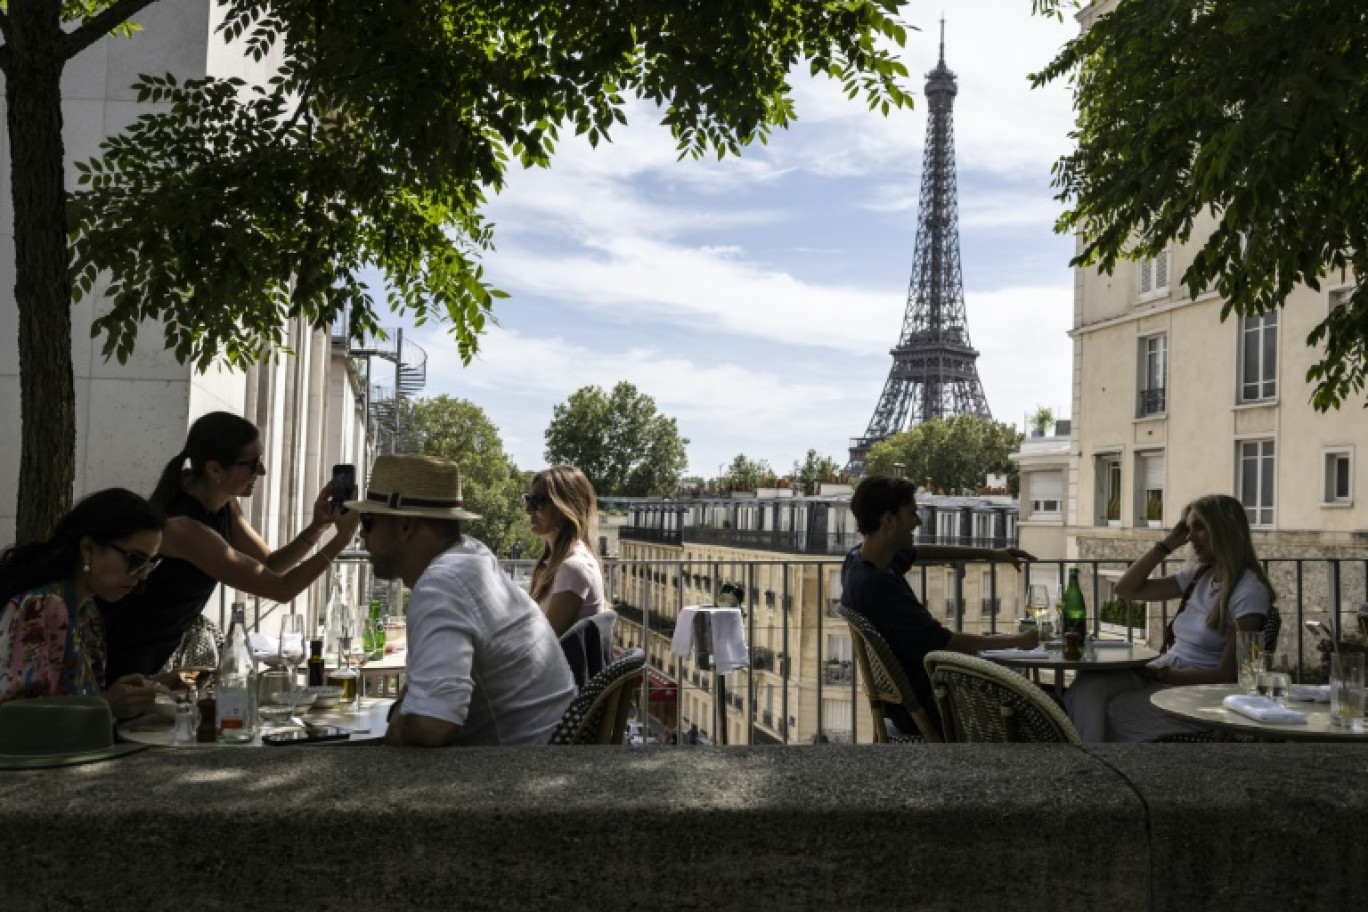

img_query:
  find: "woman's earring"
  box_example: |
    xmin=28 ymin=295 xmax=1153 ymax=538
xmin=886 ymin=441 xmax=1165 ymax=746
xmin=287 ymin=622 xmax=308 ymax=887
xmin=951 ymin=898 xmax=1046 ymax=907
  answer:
xmin=83 ymin=562 xmax=90 ymax=572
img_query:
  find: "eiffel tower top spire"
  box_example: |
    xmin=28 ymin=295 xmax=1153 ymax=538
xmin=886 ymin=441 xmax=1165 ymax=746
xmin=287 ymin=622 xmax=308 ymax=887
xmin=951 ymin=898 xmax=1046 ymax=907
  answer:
xmin=847 ymin=24 xmax=991 ymax=476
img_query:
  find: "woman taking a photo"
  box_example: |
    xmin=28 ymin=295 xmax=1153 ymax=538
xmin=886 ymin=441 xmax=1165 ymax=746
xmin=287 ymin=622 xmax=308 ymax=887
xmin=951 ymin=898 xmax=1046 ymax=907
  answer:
xmin=525 ymin=466 xmax=604 ymax=637
xmin=1064 ymin=493 xmax=1274 ymax=741
xmin=1 ymin=489 xmax=165 ymax=719
xmin=100 ymin=411 xmax=359 ymax=683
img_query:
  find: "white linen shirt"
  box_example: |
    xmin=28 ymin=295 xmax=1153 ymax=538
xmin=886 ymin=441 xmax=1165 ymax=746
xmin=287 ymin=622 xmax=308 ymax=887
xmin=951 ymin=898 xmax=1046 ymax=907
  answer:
xmin=1153 ymin=566 xmax=1270 ymax=670
xmin=538 ymin=540 xmax=604 ymax=625
xmin=400 ymin=538 xmax=575 ymax=745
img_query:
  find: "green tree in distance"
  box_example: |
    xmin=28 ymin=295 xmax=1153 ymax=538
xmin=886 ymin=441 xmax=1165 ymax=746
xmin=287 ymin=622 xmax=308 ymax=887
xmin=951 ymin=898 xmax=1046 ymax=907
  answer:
xmin=722 ymin=454 xmax=773 ymax=493
xmin=789 ymin=449 xmax=844 ymax=494
xmin=544 ymin=382 xmax=689 ymax=497
xmin=865 ymin=416 xmax=1023 ymax=495
xmin=1 ymin=0 xmax=913 ymax=540
xmin=397 ymin=396 xmax=531 ymax=558
xmin=1030 ymin=0 xmax=1368 ymax=411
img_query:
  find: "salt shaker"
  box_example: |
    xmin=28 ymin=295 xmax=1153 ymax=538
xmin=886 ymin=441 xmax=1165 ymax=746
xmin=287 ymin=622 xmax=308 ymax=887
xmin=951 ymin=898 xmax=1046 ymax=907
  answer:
xmin=171 ymin=698 xmax=198 ymax=745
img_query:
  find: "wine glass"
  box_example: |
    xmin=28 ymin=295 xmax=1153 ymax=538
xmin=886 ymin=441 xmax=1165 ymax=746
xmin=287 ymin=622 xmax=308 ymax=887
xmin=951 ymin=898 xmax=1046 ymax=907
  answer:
xmin=278 ymin=614 xmax=306 ymax=720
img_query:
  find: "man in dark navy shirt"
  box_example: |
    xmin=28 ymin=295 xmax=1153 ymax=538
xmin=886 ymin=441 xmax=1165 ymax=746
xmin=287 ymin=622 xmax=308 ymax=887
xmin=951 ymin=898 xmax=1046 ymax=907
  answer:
xmin=841 ymin=475 xmax=1037 ymax=737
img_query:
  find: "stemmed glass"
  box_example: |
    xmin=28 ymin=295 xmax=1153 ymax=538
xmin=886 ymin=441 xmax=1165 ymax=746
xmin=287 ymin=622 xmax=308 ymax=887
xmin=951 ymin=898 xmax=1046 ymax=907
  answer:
xmin=278 ymin=613 xmax=306 ymax=721
xmin=1026 ymin=584 xmax=1051 ymax=646
xmin=336 ymin=611 xmax=362 ymax=711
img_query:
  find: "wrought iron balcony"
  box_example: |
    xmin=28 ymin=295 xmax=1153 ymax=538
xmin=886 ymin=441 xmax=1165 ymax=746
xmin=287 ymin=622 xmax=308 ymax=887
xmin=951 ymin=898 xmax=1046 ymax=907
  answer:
xmin=823 ymin=662 xmax=855 ymax=685
xmin=1138 ymin=387 xmax=1166 ymax=416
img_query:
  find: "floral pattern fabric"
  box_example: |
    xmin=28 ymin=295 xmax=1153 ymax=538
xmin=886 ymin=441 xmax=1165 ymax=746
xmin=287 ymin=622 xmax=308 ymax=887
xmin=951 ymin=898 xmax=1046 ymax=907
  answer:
xmin=0 ymin=583 xmax=106 ymax=705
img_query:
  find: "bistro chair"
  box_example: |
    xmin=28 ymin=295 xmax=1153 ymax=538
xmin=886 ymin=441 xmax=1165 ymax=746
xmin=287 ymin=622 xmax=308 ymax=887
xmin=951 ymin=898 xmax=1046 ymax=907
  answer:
xmin=835 ymin=604 xmax=942 ymax=743
xmin=559 ymin=609 xmax=619 ymax=690
xmin=548 ymin=648 xmax=646 ymax=745
xmin=924 ymin=650 xmax=1081 ymax=743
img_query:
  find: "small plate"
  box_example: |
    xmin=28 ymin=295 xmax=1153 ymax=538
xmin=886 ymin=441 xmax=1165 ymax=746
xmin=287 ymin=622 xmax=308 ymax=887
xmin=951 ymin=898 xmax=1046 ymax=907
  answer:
xmin=304 ymin=685 xmax=344 ymax=709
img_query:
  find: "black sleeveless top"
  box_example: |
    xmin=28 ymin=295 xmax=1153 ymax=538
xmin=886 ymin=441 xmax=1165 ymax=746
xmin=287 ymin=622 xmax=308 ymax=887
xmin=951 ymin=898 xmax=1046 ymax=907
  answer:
xmin=99 ymin=491 xmax=232 ymax=684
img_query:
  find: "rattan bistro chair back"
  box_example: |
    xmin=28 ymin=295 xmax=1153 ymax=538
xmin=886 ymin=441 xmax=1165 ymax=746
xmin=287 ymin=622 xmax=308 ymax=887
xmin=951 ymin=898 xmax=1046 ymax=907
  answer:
xmin=924 ymin=650 xmax=1081 ymax=744
xmin=835 ymin=604 xmax=941 ymax=743
xmin=548 ymin=648 xmax=646 ymax=745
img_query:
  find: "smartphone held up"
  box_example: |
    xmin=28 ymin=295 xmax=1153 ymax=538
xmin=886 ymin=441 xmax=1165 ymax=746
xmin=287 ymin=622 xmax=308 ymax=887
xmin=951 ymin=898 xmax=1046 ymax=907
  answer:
xmin=331 ymin=463 xmax=356 ymax=512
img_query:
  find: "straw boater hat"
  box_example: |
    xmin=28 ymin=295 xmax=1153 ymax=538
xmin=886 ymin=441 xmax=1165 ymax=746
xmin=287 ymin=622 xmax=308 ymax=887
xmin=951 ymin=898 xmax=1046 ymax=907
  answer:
xmin=0 ymin=696 xmax=148 ymax=770
xmin=345 ymin=454 xmax=482 ymax=520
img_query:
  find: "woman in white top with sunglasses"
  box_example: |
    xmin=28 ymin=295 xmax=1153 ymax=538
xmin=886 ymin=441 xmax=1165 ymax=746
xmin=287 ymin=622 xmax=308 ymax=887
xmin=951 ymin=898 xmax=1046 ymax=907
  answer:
xmin=524 ymin=466 xmax=604 ymax=638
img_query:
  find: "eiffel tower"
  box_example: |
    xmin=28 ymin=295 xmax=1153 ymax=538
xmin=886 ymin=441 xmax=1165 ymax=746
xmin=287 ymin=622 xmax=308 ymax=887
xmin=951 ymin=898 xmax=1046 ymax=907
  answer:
xmin=847 ymin=24 xmax=991 ymax=476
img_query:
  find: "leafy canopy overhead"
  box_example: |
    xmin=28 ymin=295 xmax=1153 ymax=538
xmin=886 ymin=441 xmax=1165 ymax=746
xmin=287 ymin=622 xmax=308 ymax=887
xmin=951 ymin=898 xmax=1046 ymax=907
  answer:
xmin=67 ymin=0 xmax=914 ymax=372
xmin=1030 ymin=0 xmax=1368 ymax=409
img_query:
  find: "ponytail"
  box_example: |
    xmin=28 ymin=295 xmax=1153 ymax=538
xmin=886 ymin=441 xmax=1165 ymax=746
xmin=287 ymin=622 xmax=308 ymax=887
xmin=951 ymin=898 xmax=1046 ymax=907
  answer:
xmin=149 ymin=450 xmax=190 ymax=511
xmin=150 ymin=412 xmax=259 ymax=509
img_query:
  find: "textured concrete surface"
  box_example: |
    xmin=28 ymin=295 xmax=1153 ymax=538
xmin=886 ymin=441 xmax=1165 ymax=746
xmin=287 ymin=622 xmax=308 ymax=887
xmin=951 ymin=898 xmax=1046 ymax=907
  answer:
xmin=1 ymin=743 xmax=1363 ymax=911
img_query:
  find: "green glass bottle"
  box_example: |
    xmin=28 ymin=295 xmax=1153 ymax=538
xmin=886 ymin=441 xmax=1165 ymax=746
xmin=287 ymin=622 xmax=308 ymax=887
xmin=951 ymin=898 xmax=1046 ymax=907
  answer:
xmin=1062 ymin=568 xmax=1088 ymax=640
xmin=364 ymin=598 xmax=386 ymax=660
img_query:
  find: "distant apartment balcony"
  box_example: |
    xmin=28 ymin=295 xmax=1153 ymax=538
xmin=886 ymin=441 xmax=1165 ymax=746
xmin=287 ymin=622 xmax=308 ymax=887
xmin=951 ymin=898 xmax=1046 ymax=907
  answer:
xmin=1138 ymin=387 xmax=1166 ymax=416
xmin=826 ymin=598 xmax=844 ymax=618
xmin=752 ymin=646 xmax=777 ymax=673
xmin=823 ymin=662 xmax=855 ymax=685
xmin=622 ymin=527 xmax=682 ymax=546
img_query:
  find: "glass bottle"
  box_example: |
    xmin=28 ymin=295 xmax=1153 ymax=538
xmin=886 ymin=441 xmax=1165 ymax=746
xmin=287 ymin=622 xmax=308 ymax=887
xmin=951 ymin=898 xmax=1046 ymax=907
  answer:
xmin=307 ymin=636 xmax=326 ymax=687
xmin=216 ymin=602 xmax=258 ymax=744
xmin=1062 ymin=568 xmax=1088 ymax=640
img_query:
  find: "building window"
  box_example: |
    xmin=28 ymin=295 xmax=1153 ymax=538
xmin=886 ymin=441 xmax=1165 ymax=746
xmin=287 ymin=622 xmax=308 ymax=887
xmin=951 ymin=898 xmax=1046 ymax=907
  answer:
xmin=1237 ymin=439 xmax=1275 ymax=527
xmin=1137 ymin=334 xmax=1167 ymax=416
xmin=1138 ymin=248 xmax=1170 ymax=299
xmin=1238 ymin=312 xmax=1278 ymax=403
xmin=972 ymin=513 xmax=995 ymax=544
xmin=826 ymin=634 xmax=853 ymax=663
xmin=1324 ymin=450 xmax=1353 ymax=505
xmin=1027 ymin=471 xmax=1062 ymax=518
xmin=1096 ymin=454 xmax=1122 ymax=525
xmin=936 ymin=511 xmax=958 ymax=542
xmin=1137 ymin=451 xmax=1165 ymax=526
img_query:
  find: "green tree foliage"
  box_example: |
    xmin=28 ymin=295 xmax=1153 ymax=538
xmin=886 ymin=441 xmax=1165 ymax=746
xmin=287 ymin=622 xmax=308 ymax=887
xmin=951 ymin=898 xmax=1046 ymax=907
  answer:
xmin=722 ymin=454 xmax=773 ymax=493
xmin=1 ymin=0 xmax=913 ymax=540
xmin=789 ymin=449 xmax=844 ymax=494
xmin=396 ymin=396 xmax=531 ymax=557
xmin=544 ymin=382 xmax=689 ymax=497
xmin=865 ymin=417 xmax=1023 ymax=494
xmin=1031 ymin=0 xmax=1368 ymax=410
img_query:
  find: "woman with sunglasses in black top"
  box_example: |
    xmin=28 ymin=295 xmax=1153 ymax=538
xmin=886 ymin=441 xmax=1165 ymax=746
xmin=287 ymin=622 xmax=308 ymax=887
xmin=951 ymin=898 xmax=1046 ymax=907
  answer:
xmin=0 ymin=488 xmax=166 ymax=719
xmin=99 ymin=412 xmax=359 ymax=683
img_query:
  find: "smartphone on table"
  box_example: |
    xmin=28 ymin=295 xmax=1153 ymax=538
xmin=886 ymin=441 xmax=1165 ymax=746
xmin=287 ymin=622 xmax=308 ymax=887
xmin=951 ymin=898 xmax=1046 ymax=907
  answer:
xmin=262 ymin=726 xmax=350 ymax=746
xmin=331 ymin=463 xmax=356 ymax=512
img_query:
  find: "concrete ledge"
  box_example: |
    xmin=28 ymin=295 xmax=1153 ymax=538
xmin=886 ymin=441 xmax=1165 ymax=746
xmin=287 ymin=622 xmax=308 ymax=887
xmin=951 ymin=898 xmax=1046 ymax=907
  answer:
xmin=2 ymin=744 xmax=1365 ymax=911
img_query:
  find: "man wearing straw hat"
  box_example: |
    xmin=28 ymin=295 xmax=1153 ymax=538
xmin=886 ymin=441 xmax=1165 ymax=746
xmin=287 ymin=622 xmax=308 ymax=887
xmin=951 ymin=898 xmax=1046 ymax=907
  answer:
xmin=347 ymin=455 xmax=575 ymax=746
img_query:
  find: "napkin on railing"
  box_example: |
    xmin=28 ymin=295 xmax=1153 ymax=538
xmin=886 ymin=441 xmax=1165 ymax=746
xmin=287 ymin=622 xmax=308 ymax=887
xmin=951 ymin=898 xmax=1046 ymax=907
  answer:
xmin=979 ymin=647 xmax=1048 ymax=659
xmin=1288 ymin=684 xmax=1331 ymax=703
xmin=1221 ymin=694 xmax=1308 ymax=724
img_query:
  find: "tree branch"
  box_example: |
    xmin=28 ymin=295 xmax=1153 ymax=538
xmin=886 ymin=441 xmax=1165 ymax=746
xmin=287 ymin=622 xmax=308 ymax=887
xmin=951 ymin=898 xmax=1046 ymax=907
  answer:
xmin=62 ymin=0 xmax=160 ymax=60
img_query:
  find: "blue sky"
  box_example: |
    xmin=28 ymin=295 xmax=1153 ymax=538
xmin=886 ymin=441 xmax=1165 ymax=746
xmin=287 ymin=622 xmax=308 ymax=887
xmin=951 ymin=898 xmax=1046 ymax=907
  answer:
xmin=397 ymin=2 xmax=1079 ymax=480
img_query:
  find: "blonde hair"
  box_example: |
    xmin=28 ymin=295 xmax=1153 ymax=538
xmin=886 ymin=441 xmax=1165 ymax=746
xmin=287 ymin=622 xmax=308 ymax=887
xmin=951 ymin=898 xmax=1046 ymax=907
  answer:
xmin=528 ymin=465 xmax=600 ymax=604
xmin=1184 ymin=494 xmax=1276 ymax=631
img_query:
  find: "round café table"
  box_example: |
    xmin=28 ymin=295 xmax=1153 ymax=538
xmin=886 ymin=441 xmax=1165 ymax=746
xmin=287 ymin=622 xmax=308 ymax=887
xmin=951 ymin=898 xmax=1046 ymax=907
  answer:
xmin=118 ymin=697 xmax=396 ymax=748
xmin=1151 ymin=683 xmax=1368 ymax=743
xmin=981 ymin=642 xmax=1160 ymax=697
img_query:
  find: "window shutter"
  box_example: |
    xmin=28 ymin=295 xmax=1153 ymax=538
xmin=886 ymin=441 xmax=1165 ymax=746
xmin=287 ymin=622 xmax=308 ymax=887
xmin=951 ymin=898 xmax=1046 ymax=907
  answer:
xmin=1143 ymin=454 xmax=1165 ymax=491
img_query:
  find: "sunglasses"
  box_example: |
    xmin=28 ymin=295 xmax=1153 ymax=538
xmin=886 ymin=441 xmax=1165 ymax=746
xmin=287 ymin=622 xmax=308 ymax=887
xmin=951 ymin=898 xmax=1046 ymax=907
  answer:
xmin=106 ymin=542 xmax=163 ymax=576
xmin=230 ymin=454 xmax=265 ymax=473
xmin=522 ymin=492 xmax=552 ymax=510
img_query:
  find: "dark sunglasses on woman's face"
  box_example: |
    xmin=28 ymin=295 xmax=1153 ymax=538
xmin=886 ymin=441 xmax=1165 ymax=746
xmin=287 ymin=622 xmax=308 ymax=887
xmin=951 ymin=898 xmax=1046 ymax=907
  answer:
xmin=522 ymin=493 xmax=551 ymax=510
xmin=106 ymin=542 xmax=163 ymax=576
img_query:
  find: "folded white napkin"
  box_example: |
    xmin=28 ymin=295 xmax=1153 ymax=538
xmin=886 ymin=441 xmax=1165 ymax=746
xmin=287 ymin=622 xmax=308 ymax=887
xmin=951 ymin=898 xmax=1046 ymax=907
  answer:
xmin=1091 ymin=640 xmax=1134 ymax=649
xmin=980 ymin=647 xmax=1049 ymax=659
xmin=1222 ymin=694 xmax=1308 ymax=724
xmin=1288 ymin=684 xmax=1331 ymax=703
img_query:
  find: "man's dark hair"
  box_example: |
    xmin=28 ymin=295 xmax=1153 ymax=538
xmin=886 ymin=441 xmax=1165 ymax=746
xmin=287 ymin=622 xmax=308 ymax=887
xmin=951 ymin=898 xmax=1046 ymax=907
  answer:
xmin=849 ymin=475 xmax=918 ymax=535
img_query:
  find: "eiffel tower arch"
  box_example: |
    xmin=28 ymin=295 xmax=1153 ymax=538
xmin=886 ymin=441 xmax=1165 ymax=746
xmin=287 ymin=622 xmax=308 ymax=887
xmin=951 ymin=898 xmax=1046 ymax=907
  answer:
xmin=847 ymin=24 xmax=991 ymax=477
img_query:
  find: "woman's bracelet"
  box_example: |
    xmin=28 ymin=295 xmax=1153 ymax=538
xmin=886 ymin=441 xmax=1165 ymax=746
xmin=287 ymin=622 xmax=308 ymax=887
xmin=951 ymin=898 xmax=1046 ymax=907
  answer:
xmin=1153 ymin=541 xmax=1172 ymax=557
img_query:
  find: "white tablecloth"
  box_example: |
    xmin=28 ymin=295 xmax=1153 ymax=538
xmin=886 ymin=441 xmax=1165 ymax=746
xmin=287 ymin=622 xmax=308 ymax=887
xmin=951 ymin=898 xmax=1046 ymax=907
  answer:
xmin=671 ymin=606 xmax=749 ymax=673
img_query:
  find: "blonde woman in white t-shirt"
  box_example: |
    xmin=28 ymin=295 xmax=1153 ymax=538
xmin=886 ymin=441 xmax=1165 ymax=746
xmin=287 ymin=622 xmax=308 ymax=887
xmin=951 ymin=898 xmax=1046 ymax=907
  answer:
xmin=1064 ymin=493 xmax=1274 ymax=741
xmin=525 ymin=466 xmax=604 ymax=637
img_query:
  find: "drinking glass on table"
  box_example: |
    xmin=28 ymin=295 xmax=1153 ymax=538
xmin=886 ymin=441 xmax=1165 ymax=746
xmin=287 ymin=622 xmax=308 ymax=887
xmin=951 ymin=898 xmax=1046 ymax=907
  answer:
xmin=328 ymin=611 xmax=362 ymax=710
xmin=1330 ymin=652 xmax=1366 ymax=730
xmin=1255 ymin=653 xmax=1290 ymax=705
xmin=1236 ymin=630 xmax=1264 ymax=694
xmin=277 ymin=613 xmax=306 ymax=715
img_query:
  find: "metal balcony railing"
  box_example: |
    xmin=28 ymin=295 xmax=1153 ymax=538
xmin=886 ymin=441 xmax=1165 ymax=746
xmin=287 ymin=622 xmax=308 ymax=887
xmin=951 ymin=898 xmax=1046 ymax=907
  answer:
xmin=1138 ymin=387 xmax=1166 ymax=416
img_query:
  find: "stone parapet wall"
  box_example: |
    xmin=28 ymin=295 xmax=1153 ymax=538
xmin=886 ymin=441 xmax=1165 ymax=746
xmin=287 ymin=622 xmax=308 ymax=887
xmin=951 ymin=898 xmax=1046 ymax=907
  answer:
xmin=4 ymin=744 xmax=1365 ymax=911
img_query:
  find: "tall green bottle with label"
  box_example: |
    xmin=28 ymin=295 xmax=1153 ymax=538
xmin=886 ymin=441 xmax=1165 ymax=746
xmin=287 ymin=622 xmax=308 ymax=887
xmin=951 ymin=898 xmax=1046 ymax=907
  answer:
xmin=1062 ymin=567 xmax=1088 ymax=640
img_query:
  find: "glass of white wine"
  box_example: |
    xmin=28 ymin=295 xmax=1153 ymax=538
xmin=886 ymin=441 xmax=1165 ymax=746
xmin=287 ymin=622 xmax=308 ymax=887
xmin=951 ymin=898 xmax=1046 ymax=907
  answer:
xmin=1025 ymin=584 xmax=1051 ymax=648
xmin=277 ymin=613 xmax=306 ymax=720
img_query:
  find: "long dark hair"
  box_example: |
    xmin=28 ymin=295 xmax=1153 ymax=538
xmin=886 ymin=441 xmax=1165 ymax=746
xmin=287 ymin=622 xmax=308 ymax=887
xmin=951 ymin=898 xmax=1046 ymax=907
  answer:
xmin=149 ymin=411 xmax=259 ymax=510
xmin=529 ymin=465 xmax=600 ymax=603
xmin=0 ymin=488 xmax=166 ymax=605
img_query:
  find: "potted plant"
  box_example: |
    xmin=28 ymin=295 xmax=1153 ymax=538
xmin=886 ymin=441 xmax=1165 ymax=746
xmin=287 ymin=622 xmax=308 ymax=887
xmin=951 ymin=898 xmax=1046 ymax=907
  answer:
xmin=1105 ymin=494 xmax=1121 ymax=527
xmin=1145 ymin=491 xmax=1164 ymax=529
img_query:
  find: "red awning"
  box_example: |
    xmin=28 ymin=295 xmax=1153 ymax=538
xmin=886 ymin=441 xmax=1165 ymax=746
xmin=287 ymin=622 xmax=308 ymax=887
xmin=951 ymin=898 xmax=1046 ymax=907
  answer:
xmin=646 ymin=670 xmax=677 ymax=702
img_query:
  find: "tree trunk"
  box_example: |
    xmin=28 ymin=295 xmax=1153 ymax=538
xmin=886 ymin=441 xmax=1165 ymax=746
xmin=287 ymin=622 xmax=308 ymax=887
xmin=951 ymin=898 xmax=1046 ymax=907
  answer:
xmin=7 ymin=0 xmax=75 ymax=542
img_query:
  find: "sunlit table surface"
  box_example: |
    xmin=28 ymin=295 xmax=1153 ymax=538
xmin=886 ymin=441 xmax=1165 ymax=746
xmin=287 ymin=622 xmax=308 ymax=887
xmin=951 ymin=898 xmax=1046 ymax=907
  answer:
xmin=982 ymin=642 xmax=1159 ymax=695
xmin=117 ymin=697 xmax=395 ymax=748
xmin=1151 ymin=683 xmax=1368 ymax=743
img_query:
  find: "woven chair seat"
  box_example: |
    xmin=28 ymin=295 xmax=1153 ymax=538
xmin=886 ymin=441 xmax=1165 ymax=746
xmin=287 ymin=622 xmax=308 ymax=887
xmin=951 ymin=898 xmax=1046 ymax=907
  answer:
xmin=925 ymin=651 xmax=1081 ymax=743
xmin=548 ymin=648 xmax=646 ymax=745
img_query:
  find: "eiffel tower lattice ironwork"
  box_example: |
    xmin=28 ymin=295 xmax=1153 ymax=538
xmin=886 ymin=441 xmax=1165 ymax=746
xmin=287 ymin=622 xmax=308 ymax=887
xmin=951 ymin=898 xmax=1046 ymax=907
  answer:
xmin=847 ymin=26 xmax=990 ymax=476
